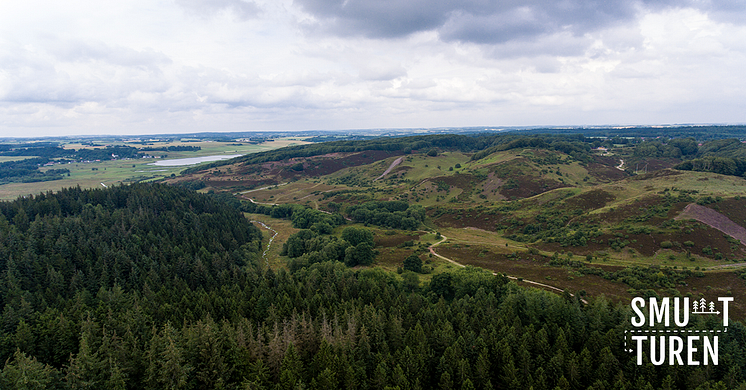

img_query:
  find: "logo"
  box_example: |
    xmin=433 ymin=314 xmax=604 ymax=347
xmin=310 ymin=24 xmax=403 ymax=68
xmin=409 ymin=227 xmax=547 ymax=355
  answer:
xmin=625 ymin=296 xmax=732 ymax=365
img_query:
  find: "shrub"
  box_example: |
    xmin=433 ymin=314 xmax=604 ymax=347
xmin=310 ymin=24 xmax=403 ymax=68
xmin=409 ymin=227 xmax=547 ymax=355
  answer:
xmin=660 ymin=241 xmax=673 ymax=249
xmin=403 ymin=253 xmax=423 ymax=273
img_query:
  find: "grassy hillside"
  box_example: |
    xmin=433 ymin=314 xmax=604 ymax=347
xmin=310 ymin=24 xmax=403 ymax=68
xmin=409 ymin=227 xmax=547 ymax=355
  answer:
xmin=169 ymin=133 xmax=746 ymax=318
xmin=4 ymin=131 xmax=746 ymax=389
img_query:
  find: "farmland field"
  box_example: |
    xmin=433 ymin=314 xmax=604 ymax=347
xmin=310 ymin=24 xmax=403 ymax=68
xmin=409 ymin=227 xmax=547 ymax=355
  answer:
xmin=0 ymin=138 xmax=308 ymax=200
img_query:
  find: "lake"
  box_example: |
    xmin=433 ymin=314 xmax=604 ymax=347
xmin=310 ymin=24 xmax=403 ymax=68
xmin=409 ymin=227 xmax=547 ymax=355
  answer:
xmin=150 ymin=155 xmax=242 ymax=166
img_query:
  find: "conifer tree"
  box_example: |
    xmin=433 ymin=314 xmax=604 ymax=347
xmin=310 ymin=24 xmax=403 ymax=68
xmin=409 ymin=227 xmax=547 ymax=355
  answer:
xmin=0 ymin=349 xmax=58 ymax=390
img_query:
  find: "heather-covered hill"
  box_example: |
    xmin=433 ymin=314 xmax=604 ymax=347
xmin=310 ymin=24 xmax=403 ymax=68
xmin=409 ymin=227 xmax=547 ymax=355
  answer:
xmin=169 ymin=133 xmax=746 ymax=309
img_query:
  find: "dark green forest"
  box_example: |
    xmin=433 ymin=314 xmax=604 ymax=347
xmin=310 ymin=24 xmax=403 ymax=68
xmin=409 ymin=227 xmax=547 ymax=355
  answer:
xmin=0 ymin=144 xmax=186 ymax=184
xmin=184 ymin=130 xmax=746 ymax=179
xmin=513 ymin=125 xmax=746 ymax=141
xmin=1 ymin=184 xmax=745 ymax=389
xmin=0 ymin=145 xmax=142 ymax=161
xmin=676 ymin=157 xmax=746 ymax=177
xmin=346 ymin=201 xmax=426 ymax=231
xmin=181 ymin=134 xmax=598 ymax=174
xmin=0 ymin=158 xmax=69 ymax=185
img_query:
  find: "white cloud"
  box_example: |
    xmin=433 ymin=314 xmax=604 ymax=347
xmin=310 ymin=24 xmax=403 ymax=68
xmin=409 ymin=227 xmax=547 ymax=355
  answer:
xmin=0 ymin=1 xmax=744 ymax=136
xmin=175 ymin=0 xmax=261 ymax=21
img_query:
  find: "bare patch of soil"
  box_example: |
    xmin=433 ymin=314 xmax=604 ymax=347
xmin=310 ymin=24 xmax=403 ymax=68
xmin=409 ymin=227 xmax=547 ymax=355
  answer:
xmin=704 ymin=198 xmax=746 ymax=228
xmin=480 ymin=172 xmax=505 ymax=197
xmin=374 ymin=156 xmax=404 ymax=181
xmin=677 ymin=203 xmax=746 ymax=245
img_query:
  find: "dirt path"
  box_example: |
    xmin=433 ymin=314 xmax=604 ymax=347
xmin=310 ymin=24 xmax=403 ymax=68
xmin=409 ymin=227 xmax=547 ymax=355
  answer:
xmin=239 ymin=183 xmax=286 ymax=206
xmin=247 ymin=198 xmax=277 ymax=206
xmin=616 ymin=159 xmax=625 ymax=171
xmin=708 ymin=262 xmax=746 ymax=270
xmin=250 ymin=220 xmax=278 ymax=268
xmin=429 ymin=234 xmax=587 ymax=303
xmin=238 ymin=182 xmax=288 ymax=194
xmin=410 ymin=179 xmax=429 ymax=191
xmin=374 ymin=157 xmax=404 ymax=181
xmin=299 ymin=186 xmax=339 ymax=201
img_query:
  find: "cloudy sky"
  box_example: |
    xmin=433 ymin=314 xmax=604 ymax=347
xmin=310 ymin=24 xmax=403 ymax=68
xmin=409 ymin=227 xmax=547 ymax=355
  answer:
xmin=1 ymin=0 xmax=745 ymax=137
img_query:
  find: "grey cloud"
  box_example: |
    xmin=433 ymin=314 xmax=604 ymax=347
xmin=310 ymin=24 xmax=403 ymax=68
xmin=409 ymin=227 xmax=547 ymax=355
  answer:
xmin=0 ymin=41 xmax=171 ymax=106
xmin=297 ymin=0 xmax=453 ymax=38
xmin=294 ymin=0 xmax=734 ymax=48
xmin=485 ymin=32 xmax=592 ymax=59
xmin=701 ymin=0 xmax=746 ymax=25
xmin=175 ymin=0 xmax=260 ymax=20
xmin=438 ymin=9 xmax=549 ymax=45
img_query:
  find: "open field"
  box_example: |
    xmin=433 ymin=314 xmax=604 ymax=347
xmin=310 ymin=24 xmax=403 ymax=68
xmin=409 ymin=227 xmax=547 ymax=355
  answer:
xmin=0 ymin=138 xmax=308 ymax=200
xmin=240 ymin=181 xmax=342 ymax=206
xmin=1 ymin=159 xmax=181 ymax=200
xmin=69 ymin=134 xmax=746 ymax=313
xmin=176 ymin=141 xmax=746 ymax=308
xmin=0 ymin=156 xmax=36 ymax=162
xmin=244 ymin=213 xmax=301 ymax=270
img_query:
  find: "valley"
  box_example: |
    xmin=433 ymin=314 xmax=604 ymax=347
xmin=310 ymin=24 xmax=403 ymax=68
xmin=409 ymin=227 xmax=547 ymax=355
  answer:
xmin=4 ymin=129 xmax=746 ymax=389
xmin=169 ymin=132 xmax=746 ymax=319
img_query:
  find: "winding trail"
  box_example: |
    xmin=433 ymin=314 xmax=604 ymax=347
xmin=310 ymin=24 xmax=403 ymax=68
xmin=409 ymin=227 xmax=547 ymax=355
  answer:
xmin=239 ymin=183 xmax=289 ymax=206
xmin=239 ymin=182 xmax=289 ymax=194
xmin=616 ymin=159 xmax=625 ymax=171
xmin=247 ymin=198 xmax=278 ymax=206
xmin=374 ymin=157 xmax=404 ymax=181
xmin=708 ymin=262 xmax=746 ymax=270
xmin=428 ymin=234 xmax=587 ymax=304
xmin=246 ymin=217 xmax=589 ymax=301
xmin=251 ymin=220 xmax=278 ymax=268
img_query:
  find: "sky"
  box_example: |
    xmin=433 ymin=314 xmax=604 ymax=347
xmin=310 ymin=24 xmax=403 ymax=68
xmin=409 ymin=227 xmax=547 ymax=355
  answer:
xmin=1 ymin=0 xmax=745 ymax=137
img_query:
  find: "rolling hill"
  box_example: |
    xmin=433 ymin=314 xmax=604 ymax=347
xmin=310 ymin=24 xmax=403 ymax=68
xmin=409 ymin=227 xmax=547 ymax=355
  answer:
xmin=169 ymin=133 xmax=746 ymax=317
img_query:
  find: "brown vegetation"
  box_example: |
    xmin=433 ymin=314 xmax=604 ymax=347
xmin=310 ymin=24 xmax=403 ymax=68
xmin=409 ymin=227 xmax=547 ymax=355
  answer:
xmin=437 ymin=244 xmax=631 ymax=301
xmin=564 ymin=189 xmax=616 ymax=211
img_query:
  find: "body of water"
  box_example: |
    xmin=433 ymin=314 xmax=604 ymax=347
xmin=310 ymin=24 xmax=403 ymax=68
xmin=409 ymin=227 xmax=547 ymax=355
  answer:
xmin=150 ymin=155 xmax=242 ymax=166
